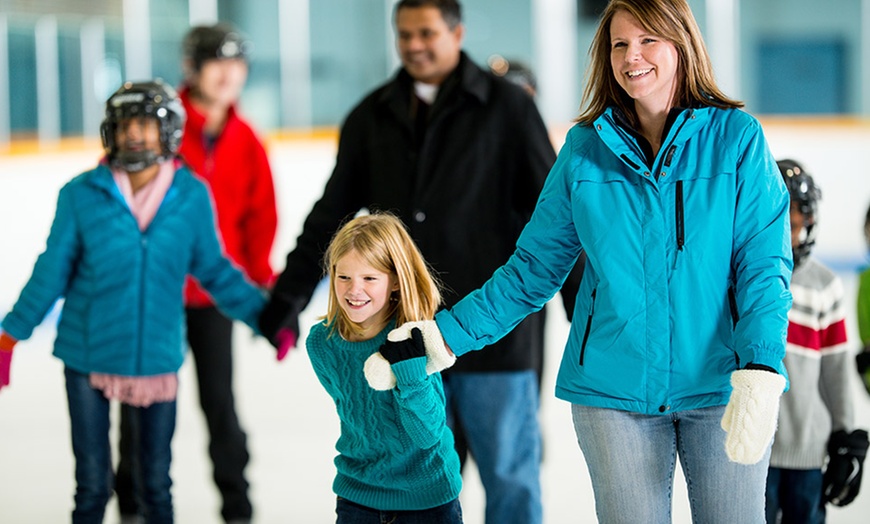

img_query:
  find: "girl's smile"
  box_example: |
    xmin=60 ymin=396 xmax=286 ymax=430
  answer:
xmin=333 ymin=249 xmax=398 ymax=340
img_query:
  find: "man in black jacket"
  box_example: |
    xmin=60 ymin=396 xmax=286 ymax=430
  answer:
xmin=260 ymin=1 xmax=577 ymax=522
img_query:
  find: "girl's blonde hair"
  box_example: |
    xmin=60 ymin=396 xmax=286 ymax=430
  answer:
xmin=323 ymin=212 xmax=442 ymax=340
xmin=577 ymin=0 xmax=742 ymax=127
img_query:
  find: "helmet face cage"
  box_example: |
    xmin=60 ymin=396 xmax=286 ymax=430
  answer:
xmin=777 ymin=159 xmax=822 ymax=267
xmin=100 ymin=79 xmax=185 ymax=171
xmin=183 ymin=24 xmax=250 ymax=72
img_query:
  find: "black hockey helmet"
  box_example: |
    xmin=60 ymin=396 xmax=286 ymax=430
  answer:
xmin=183 ymin=23 xmax=250 ymax=72
xmin=777 ymin=158 xmax=821 ymax=267
xmin=100 ymin=79 xmax=185 ymax=172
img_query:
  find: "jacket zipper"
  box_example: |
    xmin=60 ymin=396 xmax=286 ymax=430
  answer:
xmin=137 ymin=235 xmax=147 ymax=375
xmin=579 ymin=289 xmax=597 ymax=366
xmin=675 ymin=179 xmax=684 ymax=251
xmin=661 ymin=121 xmax=683 ymax=254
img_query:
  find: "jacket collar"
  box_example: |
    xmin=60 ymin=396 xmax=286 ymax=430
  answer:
xmin=595 ymin=106 xmax=711 ymax=173
xmin=377 ymin=51 xmax=490 ymax=109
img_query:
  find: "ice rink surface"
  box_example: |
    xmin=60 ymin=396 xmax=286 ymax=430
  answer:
xmin=2 ymin=121 xmax=870 ymax=523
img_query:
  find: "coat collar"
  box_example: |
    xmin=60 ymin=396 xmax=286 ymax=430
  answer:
xmin=377 ymin=51 xmax=490 ymax=109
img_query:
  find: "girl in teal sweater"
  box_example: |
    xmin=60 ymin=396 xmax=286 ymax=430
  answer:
xmin=305 ymin=212 xmax=462 ymax=523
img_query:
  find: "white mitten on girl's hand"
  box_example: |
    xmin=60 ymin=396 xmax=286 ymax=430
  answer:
xmin=720 ymin=369 xmax=786 ymax=464
xmin=364 ymin=320 xmax=455 ymax=391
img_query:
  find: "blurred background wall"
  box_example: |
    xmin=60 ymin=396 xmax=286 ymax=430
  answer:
xmin=1 ymin=0 xmax=869 ymax=271
xmin=1 ymin=0 xmax=870 ymax=146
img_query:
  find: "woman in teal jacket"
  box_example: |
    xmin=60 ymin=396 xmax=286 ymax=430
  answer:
xmin=434 ymin=1 xmax=792 ymax=522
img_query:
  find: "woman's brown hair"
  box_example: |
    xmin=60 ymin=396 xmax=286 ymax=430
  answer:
xmin=577 ymin=0 xmax=742 ymax=126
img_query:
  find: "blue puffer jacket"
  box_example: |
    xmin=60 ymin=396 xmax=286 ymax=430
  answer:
xmin=436 ymin=106 xmax=793 ymax=415
xmin=2 ymin=162 xmax=265 ymax=376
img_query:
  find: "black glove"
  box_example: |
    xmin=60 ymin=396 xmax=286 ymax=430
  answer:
xmin=823 ymin=429 xmax=869 ymax=506
xmin=257 ymin=294 xmax=304 ymax=349
xmin=379 ymin=327 xmax=426 ymax=365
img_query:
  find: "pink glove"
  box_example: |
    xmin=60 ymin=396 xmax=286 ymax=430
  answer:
xmin=0 ymin=332 xmax=18 ymax=390
xmin=275 ymin=327 xmax=297 ymax=362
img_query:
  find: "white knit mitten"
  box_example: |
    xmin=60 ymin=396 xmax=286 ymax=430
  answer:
xmin=720 ymin=369 xmax=786 ymax=464
xmin=364 ymin=320 xmax=455 ymax=390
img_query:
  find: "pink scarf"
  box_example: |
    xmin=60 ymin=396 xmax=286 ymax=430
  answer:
xmin=111 ymin=160 xmax=176 ymax=231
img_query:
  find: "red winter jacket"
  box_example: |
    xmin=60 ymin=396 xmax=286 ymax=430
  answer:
xmin=178 ymin=86 xmax=278 ymax=307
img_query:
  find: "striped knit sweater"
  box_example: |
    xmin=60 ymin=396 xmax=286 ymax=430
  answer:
xmin=305 ymin=320 xmax=462 ymax=511
xmin=770 ymin=257 xmax=854 ymax=469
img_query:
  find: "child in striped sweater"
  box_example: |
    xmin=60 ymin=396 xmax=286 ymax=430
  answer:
xmin=765 ymin=159 xmax=867 ymax=523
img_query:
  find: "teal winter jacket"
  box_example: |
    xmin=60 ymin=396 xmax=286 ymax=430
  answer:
xmin=2 ymin=162 xmax=265 ymax=376
xmin=436 ymin=106 xmax=792 ymax=415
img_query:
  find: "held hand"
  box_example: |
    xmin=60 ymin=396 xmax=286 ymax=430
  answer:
xmin=0 ymin=332 xmax=18 ymax=391
xmin=379 ymin=326 xmax=426 ymax=364
xmin=275 ymin=328 xmax=297 ymax=362
xmin=257 ymin=295 xmax=303 ymax=359
xmin=364 ymin=320 xmax=456 ymax=390
xmin=720 ymin=368 xmax=786 ymax=464
xmin=823 ymin=429 xmax=869 ymax=506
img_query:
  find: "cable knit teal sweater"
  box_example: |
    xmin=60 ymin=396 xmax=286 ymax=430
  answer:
xmin=306 ymin=320 xmax=462 ymax=511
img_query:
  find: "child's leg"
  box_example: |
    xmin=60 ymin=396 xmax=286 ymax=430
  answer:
xmin=115 ymin=404 xmax=145 ymax=519
xmin=776 ymin=469 xmax=826 ymax=524
xmin=64 ymin=367 xmax=113 ymax=523
xmin=137 ymin=400 xmax=177 ymax=524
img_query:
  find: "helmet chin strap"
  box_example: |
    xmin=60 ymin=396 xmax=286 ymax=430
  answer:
xmin=112 ymin=150 xmax=163 ymax=173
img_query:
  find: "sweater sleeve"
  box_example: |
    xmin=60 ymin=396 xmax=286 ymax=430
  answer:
xmin=238 ymin=132 xmax=278 ymax=287
xmin=817 ymin=274 xmax=854 ymax=432
xmin=390 ymin=357 xmax=448 ymax=450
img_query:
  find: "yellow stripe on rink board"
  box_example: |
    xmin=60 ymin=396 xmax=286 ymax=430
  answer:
xmin=4 ymin=117 xmax=870 ymax=157
xmin=758 ymin=115 xmax=870 ymax=129
xmin=2 ymin=136 xmax=103 ymax=156
xmin=0 ymin=127 xmax=342 ymax=157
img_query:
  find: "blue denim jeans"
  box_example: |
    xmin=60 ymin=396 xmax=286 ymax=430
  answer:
xmin=65 ymin=367 xmax=176 ymax=524
xmin=572 ymin=404 xmax=770 ymax=524
xmin=442 ymin=370 xmax=542 ymax=524
xmin=335 ymin=497 xmax=462 ymax=523
xmin=766 ymin=467 xmax=825 ymax=524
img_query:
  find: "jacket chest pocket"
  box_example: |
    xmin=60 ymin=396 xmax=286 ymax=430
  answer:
xmin=666 ymin=171 xmax=736 ymax=267
xmin=571 ymin=175 xmax=642 ymax=254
